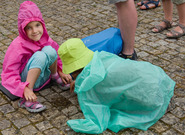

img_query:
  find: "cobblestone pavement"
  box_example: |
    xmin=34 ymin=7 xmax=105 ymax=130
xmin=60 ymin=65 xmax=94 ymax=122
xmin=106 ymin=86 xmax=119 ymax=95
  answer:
xmin=0 ymin=0 xmax=184 ymax=135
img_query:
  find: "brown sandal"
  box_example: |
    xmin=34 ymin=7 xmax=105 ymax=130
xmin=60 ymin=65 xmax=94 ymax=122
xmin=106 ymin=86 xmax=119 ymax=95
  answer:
xmin=167 ymin=23 xmax=185 ymax=39
xmin=152 ymin=19 xmax=172 ymax=33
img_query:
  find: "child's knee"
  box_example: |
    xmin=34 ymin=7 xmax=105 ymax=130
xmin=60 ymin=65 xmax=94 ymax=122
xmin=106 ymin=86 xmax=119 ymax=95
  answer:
xmin=42 ymin=46 xmax=57 ymax=62
xmin=28 ymin=51 xmax=48 ymax=69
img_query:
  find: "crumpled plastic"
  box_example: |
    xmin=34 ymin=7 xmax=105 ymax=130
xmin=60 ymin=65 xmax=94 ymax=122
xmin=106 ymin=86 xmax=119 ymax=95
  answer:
xmin=67 ymin=51 xmax=175 ymax=134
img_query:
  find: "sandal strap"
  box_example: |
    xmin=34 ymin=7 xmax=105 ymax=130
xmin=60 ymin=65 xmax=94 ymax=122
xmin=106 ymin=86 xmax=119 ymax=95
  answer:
xmin=178 ymin=23 xmax=185 ymax=32
xmin=154 ymin=25 xmax=165 ymax=32
xmin=167 ymin=28 xmax=185 ymax=39
xmin=153 ymin=19 xmax=172 ymax=33
xmin=19 ymin=98 xmax=26 ymax=106
xmin=25 ymin=101 xmax=43 ymax=109
xmin=163 ymin=19 xmax=172 ymax=28
xmin=144 ymin=0 xmax=160 ymax=8
xmin=170 ymin=29 xmax=181 ymax=35
xmin=170 ymin=24 xmax=185 ymax=36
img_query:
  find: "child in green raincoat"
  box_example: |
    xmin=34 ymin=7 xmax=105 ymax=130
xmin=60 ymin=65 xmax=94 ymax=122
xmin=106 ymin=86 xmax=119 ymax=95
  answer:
xmin=58 ymin=38 xmax=175 ymax=134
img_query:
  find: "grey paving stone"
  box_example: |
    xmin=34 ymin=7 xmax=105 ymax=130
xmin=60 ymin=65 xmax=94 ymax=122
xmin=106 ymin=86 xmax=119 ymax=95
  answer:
xmin=42 ymin=108 xmax=61 ymax=120
xmin=35 ymin=120 xmax=53 ymax=132
xmin=149 ymin=121 xmax=169 ymax=133
xmin=174 ymin=97 xmax=185 ymax=110
xmin=0 ymin=104 xmax=15 ymax=114
xmin=172 ymin=119 xmax=185 ymax=134
xmin=50 ymin=115 xmax=68 ymax=129
xmin=162 ymin=129 xmax=183 ymax=135
xmin=43 ymin=128 xmax=64 ymax=135
xmin=62 ymin=105 xmax=78 ymax=117
xmin=1 ymin=127 xmax=18 ymax=135
xmin=0 ymin=119 xmax=11 ymax=130
xmin=27 ymin=113 xmax=44 ymax=123
xmin=171 ymin=107 xmax=185 ymax=118
xmin=0 ymin=0 xmax=184 ymax=134
xmin=39 ymin=88 xmax=54 ymax=96
xmin=138 ymin=130 xmax=158 ymax=135
xmin=0 ymin=95 xmax=8 ymax=105
xmin=161 ymin=113 xmax=180 ymax=125
xmin=20 ymin=125 xmax=39 ymax=135
xmin=68 ymin=96 xmax=79 ymax=105
xmin=13 ymin=118 xmax=31 ymax=129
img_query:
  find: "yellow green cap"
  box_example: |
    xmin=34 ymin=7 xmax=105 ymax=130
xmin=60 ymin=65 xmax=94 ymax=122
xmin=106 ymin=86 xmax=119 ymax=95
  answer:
xmin=58 ymin=38 xmax=94 ymax=74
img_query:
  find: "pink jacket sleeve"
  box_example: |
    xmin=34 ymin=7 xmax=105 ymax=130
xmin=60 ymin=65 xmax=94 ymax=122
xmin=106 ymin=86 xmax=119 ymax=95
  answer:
xmin=1 ymin=49 xmax=29 ymax=98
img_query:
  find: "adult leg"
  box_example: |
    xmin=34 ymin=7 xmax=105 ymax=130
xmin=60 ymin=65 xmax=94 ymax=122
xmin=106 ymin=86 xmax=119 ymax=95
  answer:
xmin=166 ymin=2 xmax=185 ymax=37
xmin=115 ymin=0 xmax=137 ymax=56
xmin=177 ymin=2 xmax=185 ymax=25
xmin=152 ymin=0 xmax=173 ymax=32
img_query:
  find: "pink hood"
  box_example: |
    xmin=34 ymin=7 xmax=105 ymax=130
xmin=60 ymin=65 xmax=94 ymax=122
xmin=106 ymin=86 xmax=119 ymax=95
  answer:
xmin=1 ymin=1 xmax=63 ymax=98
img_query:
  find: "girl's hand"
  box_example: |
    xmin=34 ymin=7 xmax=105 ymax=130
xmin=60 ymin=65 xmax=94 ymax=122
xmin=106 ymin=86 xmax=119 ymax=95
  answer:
xmin=58 ymin=70 xmax=72 ymax=84
xmin=24 ymin=87 xmax=37 ymax=102
xmin=70 ymin=81 xmax=75 ymax=93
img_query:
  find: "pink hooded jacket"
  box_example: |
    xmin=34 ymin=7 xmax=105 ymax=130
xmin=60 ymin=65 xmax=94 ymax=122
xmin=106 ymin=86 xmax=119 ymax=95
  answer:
xmin=1 ymin=1 xmax=63 ymax=98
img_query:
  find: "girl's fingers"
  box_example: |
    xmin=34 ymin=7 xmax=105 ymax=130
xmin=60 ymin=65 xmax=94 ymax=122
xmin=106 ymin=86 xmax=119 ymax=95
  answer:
xmin=70 ymin=81 xmax=75 ymax=92
xmin=62 ymin=78 xmax=67 ymax=84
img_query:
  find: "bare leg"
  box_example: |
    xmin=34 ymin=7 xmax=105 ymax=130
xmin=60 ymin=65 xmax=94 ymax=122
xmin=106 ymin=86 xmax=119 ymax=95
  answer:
xmin=167 ymin=2 xmax=185 ymax=37
xmin=24 ymin=68 xmax=41 ymax=102
xmin=152 ymin=0 xmax=173 ymax=32
xmin=163 ymin=0 xmax=173 ymax=21
xmin=26 ymin=68 xmax=41 ymax=89
xmin=177 ymin=3 xmax=185 ymax=25
xmin=115 ymin=0 xmax=137 ymax=55
xmin=49 ymin=59 xmax=57 ymax=74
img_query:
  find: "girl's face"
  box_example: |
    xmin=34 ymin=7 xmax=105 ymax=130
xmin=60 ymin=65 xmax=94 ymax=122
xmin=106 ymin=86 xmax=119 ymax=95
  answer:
xmin=25 ymin=21 xmax=43 ymax=41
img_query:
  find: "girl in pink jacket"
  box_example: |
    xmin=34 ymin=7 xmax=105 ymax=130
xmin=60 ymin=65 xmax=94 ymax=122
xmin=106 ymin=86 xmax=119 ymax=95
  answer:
xmin=1 ymin=1 xmax=72 ymax=112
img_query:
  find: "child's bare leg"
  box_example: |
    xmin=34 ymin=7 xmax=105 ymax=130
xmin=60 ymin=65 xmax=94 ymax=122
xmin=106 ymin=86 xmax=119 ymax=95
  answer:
xmin=24 ymin=68 xmax=41 ymax=102
xmin=49 ymin=59 xmax=57 ymax=74
xmin=27 ymin=68 xmax=41 ymax=88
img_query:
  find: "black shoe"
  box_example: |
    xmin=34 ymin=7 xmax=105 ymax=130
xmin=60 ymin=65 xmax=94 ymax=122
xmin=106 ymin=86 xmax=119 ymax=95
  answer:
xmin=118 ymin=50 xmax=138 ymax=60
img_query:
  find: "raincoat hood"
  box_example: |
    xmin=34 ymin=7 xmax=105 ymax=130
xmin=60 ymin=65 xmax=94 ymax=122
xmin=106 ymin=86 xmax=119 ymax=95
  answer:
xmin=18 ymin=1 xmax=49 ymax=44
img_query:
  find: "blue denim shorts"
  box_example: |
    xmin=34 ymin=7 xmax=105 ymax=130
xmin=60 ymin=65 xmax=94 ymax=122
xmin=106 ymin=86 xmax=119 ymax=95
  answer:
xmin=108 ymin=0 xmax=127 ymax=4
xmin=21 ymin=46 xmax=57 ymax=89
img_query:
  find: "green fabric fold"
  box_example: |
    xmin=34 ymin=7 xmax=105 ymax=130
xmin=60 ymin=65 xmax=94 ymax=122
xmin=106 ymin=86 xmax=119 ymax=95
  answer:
xmin=67 ymin=51 xmax=175 ymax=134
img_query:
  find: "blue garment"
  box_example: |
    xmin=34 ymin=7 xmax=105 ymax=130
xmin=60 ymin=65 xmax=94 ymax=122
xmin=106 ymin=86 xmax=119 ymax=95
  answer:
xmin=82 ymin=27 xmax=122 ymax=55
xmin=67 ymin=51 xmax=175 ymax=134
xmin=21 ymin=46 xmax=57 ymax=89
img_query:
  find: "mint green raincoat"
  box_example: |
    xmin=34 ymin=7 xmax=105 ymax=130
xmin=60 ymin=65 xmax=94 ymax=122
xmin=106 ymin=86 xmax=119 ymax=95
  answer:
xmin=67 ymin=51 xmax=175 ymax=134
